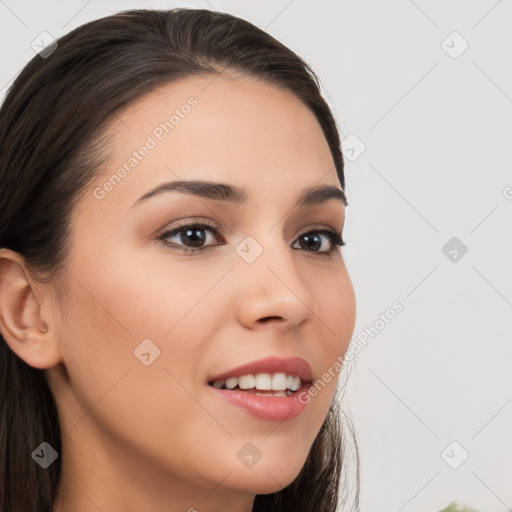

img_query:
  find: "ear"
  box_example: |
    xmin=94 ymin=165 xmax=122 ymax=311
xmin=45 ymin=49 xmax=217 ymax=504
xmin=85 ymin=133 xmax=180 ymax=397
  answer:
xmin=0 ymin=248 xmax=62 ymax=369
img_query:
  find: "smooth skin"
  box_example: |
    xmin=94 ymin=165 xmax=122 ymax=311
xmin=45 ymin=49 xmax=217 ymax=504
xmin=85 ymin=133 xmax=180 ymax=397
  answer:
xmin=0 ymin=73 xmax=356 ymax=512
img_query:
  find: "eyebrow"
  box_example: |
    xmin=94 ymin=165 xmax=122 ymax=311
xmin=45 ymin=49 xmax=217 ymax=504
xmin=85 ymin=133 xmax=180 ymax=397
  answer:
xmin=131 ymin=180 xmax=347 ymax=209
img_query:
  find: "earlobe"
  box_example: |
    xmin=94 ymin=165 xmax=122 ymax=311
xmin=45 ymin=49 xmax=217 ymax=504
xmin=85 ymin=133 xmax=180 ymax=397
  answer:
xmin=0 ymin=249 xmax=62 ymax=369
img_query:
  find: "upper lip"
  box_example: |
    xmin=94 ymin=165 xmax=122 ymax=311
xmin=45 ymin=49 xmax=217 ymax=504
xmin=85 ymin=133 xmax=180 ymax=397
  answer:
xmin=208 ymin=356 xmax=313 ymax=383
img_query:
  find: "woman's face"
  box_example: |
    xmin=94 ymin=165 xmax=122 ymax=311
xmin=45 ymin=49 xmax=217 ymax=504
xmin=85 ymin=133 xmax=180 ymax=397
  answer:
xmin=46 ymin=74 xmax=356 ymax=510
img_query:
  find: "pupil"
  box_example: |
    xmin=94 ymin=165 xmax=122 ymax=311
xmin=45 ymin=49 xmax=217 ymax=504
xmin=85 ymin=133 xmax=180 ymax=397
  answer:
xmin=183 ymin=228 xmax=206 ymax=247
xmin=302 ymin=233 xmax=321 ymax=251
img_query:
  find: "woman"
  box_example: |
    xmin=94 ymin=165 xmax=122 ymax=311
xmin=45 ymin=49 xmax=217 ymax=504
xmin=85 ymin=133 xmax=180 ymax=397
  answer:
xmin=0 ymin=8 xmax=359 ymax=512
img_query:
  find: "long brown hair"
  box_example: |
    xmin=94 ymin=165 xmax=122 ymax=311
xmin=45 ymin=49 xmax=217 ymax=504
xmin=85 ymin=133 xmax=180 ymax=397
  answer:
xmin=0 ymin=8 xmax=360 ymax=511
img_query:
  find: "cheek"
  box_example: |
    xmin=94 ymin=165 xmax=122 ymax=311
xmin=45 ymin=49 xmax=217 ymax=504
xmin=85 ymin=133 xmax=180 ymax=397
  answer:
xmin=56 ymin=260 xmax=227 ymax=476
xmin=313 ymin=265 xmax=356 ymax=355
xmin=66 ymin=245 xmax=216 ymax=343
xmin=306 ymin=268 xmax=355 ymax=408
xmin=58 ymin=247 xmax=225 ymax=410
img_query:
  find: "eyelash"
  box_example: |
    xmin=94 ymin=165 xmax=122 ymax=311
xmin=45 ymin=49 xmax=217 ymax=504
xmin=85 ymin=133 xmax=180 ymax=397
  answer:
xmin=157 ymin=220 xmax=346 ymax=256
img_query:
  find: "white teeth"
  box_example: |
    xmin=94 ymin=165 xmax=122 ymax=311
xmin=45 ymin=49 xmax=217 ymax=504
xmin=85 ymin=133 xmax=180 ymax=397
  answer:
xmin=290 ymin=375 xmax=301 ymax=391
xmin=210 ymin=373 xmax=303 ymax=392
xmin=238 ymin=375 xmax=256 ymax=389
xmin=254 ymin=373 xmax=272 ymax=390
xmin=225 ymin=377 xmax=238 ymax=390
xmin=271 ymin=373 xmax=287 ymax=391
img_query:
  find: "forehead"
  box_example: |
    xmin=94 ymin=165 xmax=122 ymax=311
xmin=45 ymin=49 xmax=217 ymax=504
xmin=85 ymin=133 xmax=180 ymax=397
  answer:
xmin=86 ymin=73 xmax=340 ymax=216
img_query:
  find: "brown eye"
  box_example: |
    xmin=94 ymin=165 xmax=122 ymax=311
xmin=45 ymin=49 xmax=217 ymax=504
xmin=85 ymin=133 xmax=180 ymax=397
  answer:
xmin=292 ymin=229 xmax=345 ymax=254
xmin=158 ymin=221 xmax=223 ymax=254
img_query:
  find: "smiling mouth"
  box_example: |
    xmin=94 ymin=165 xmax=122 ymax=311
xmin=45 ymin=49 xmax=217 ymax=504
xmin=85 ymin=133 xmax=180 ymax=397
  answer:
xmin=207 ymin=372 xmax=305 ymax=397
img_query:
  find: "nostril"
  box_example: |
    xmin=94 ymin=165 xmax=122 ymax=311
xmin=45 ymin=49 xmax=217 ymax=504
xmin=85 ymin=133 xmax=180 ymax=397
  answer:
xmin=259 ymin=316 xmax=282 ymax=323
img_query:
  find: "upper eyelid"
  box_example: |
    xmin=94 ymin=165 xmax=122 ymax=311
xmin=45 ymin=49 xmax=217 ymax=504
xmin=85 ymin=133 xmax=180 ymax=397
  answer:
xmin=157 ymin=204 xmax=344 ymax=231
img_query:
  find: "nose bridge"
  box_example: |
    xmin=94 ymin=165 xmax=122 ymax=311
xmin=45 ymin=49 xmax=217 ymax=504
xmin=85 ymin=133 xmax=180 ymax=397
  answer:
xmin=233 ymin=227 xmax=319 ymax=325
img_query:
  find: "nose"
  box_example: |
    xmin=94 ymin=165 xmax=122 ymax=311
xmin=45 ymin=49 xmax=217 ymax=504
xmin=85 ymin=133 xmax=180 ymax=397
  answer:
xmin=233 ymin=234 xmax=319 ymax=331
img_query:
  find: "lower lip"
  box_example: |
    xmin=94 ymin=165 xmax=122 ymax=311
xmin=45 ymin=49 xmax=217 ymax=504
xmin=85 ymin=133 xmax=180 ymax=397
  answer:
xmin=208 ymin=383 xmax=311 ymax=422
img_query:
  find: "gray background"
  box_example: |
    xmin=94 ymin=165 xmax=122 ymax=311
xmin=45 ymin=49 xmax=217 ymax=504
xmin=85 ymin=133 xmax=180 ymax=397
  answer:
xmin=1 ymin=1 xmax=510 ymax=511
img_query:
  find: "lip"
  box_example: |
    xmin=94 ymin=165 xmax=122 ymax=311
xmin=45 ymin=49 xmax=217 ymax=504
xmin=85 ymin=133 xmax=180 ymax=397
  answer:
xmin=208 ymin=382 xmax=311 ymax=421
xmin=207 ymin=356 xmax=313 ymax=422
xmin=207 ymin=356 xmax=313 ymax=383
